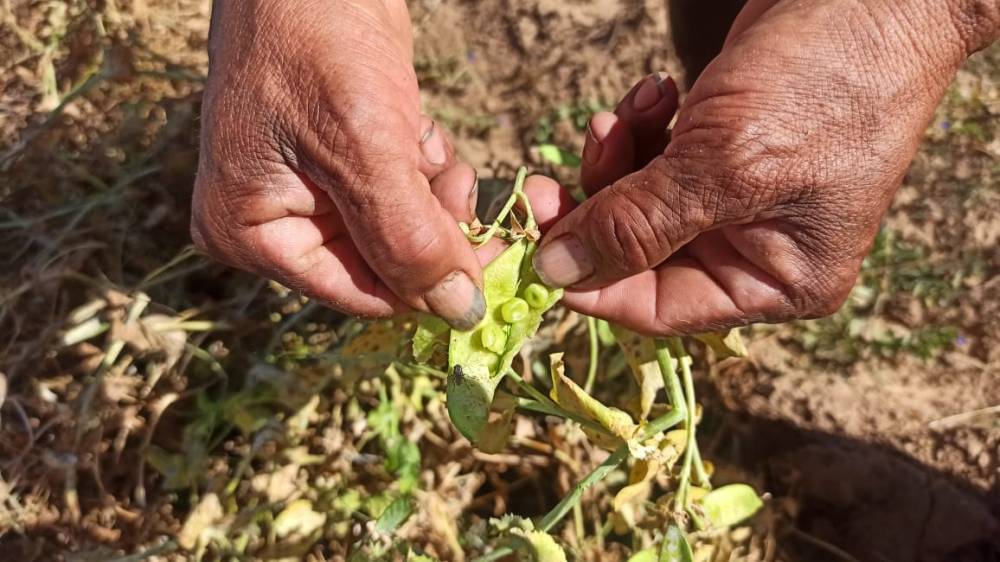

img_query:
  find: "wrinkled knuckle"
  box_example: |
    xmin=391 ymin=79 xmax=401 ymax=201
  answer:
xmin=790 ymin=272 xmax=855 ymax=320
xmin=588 ymin=191 xmax=662 ymax=274
xmin=944 ymin=0 xmax=1000 ymax=55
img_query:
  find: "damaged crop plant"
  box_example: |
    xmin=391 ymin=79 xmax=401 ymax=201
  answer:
xmin=401 ymin=168 xmax=764 ymax=561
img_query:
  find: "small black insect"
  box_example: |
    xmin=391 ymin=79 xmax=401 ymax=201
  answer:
xmin=452 ymin=364 xmax=465 ymax=385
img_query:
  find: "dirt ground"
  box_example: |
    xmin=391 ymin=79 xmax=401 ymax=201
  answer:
xmin=1 ymin=1 xmax=998 ymax=561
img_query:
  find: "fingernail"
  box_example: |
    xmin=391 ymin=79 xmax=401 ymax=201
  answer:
xmin=425 ymin=271 xmax=485 ymax=331
xmin=533 ymin=235 xmax=594 ymax=288
xmin=632 ymin=73 xmax=666 ymax=111
xmin=583 ymin=125 xmax=603 ymax=165
xmin=468 ymin=171 xmax=479 ymax=218
xmin=420 ymin=120 xmax=447 ymax=165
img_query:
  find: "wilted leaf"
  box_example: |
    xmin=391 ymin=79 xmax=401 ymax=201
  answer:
xmin=694 ymin=330 xmax=748 ymax=359
xmin=273 ymin=499 xmax=326 ymax=539
xmin=509 ymin=530 xmax=568 ymax=562
xmin=477 ymin=392 xmax=517 ymax=454
xmin=549 ymin=353 xmax=636 ymax=447
xmin=178 ymin=493 xmax=224 ymax=550
xmin=612 ymin=458 xmax=657 ymax=533
xmin=493 ymin=516 xmax=567 ymax=562
xmin=251 ymin=463 xmax=301 ymax=503
xmin=611 ymin=326 xmax=664 ymax=421
xmin=700 ymin=484 xmax=763 ymax=528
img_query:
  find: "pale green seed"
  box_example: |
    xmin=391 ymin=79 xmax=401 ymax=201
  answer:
xmin=480 ymin=324 xmax=507 ymax=354
xmin=523 ymin=283 xmax=549 ymax=309
xmin=500 ymin=298 xmax=529 ymax=323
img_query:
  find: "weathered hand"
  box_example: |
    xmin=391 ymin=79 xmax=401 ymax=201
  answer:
xmin=534 ymin=0 xmax=999 ymax=335
xmin=191 ymin=0 xmax=485 ymax=329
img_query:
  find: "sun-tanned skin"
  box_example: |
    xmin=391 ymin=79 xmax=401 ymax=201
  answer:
xmin=192 ymin=0 xmax=999 ymax=335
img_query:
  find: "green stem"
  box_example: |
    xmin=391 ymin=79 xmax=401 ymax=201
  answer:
xmin=654 ymin=342 xmax=687 ymax=422
xmin=584 ymin=316 xmax=600 ymax=393
xmin=670 ymin=338 xmax=698 ymax=513
xmin=506 ymin=369 xmax=550 ymax=405
xmin=540 ymin=446 xmax=629 ymax=532
xmin=469 ymin=403 xmax=688 ymax=562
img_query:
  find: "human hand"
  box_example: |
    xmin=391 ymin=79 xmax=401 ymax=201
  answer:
xmin=191 ymin=0 xmax=485 ymax=329
xmin=534 ymin=0 xmax=999 ymax=335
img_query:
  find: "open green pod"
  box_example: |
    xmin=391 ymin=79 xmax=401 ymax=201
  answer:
xmin=415 ymin=239 xmax=560 ymax=448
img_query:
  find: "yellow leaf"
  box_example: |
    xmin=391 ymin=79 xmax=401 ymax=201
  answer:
xmin=611 ymin=326 xmax=663 ymax=421
xmin=178 ymin=493 xmax=223 ymax=550
xmin=694 ymin=329 xmax=748 ymax=359
xmin=273 ymin=499 xmax=326 ymax=539
xmin=549 ymin=353 xmax=636 ymax=447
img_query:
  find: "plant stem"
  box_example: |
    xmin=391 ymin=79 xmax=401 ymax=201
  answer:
xmin=540 ymin=446 xmax=629 ymax=532
xmin=669 ymin=338 xmax=698 ymax=512
xmin=654 ymin=342 xmax=687 ymax=421
xmin=573 ymin=502 xmax=586 ymax=546
xmin=469 ymin=403 xmax=689 ymax=562
xmin=473 ymin=167 xmax=528 ymax=248
xmin=584 ymin=316 xmax=599 ymax=393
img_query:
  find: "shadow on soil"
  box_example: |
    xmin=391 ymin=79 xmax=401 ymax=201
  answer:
xmin=708 ymin=401 xmax=1000 ymax=562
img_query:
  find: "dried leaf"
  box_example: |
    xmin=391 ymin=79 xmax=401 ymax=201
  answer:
xmin=251 ymin=463 xmax=301 ymax=503
xmin=178 ymin=493 xmax=223 ymax=550
xmin=273 ymin=499 xmax=326 ymax=539
xmin=549 ymin=353 xmax=636 ymax=448
xmin=694 ymin=329 xmax=748 ymax=359
xmin=611 ymin=326 xmax=663 ymax=421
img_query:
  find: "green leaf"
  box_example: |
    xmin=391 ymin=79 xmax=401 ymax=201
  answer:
xmin=375 ymin=495 xmax=413 ymax=534
xmin=658 ymin=524 xmax=694 ymax=562
xmin=700 ymin=483 xmax=764 ymax=528
xmin=536 ymin=144 xmax=582 ymax=168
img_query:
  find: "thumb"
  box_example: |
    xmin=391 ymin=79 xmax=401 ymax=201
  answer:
xmin=532 ymin=156 xmax=722 ymax=289
xmin=337 ymin=162 xmax=486 ymax=330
